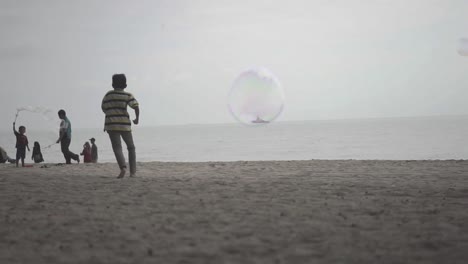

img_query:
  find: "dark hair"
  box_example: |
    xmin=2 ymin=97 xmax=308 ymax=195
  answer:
xmin=112 ymin=74 xmax=127 ymax=89
xmin=19 ymin=126 xmax=25 ymax=130
xmin=34 ymin=141 xmax=40 ymax=149
xmin=58 ymin=109 xmax=66 ymax=116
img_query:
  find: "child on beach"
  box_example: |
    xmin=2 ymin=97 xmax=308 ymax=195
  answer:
xmin=102 ymin=74 xmax=139 ymax=178
xmin=13 ymin=122 xmax=30 ymax=167
xmin=90 ymin=138 xmax=98 ymax=163
xmin=31 ymin=141 xmax=44 ymax=163
xmin=80 ymin=142 xmax=92 ymax=163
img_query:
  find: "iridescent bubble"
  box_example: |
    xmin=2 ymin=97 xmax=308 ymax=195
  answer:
xmin=457 ymin=38 xmax=468 ymax=56
xmin=228 ymin=67 xmax=284 ymax=125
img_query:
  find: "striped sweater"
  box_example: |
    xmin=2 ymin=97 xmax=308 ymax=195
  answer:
xmin=101 ymin=89 xmax=139 ymax=131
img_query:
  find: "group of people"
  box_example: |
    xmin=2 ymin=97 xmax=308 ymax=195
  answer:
xmin=5 ymin=74 xmax=139 ymax=178
xmin=80 ymin=138 xmax=98 ymax=163
xmin=10 ymin=119 xmax=98 ymax=167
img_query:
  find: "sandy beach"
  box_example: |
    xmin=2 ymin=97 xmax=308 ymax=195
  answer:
xmin=1 ymin=160 xmax=467 ymax=263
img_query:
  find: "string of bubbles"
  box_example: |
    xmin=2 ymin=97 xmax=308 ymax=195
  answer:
xmin=14 ymin=106 xmax=60 ymax=150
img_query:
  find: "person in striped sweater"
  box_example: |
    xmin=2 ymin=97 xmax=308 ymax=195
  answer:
xmin=101 ymin=74 xmax=140 ymax=178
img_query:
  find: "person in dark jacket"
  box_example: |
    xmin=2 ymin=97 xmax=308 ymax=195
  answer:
xmin=31 ymin=141 xmax=44 ymax=163
xmin=90 ymin=138 xmax=98 ymax=163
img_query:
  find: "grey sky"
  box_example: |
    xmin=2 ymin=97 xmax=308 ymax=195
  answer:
xmin=1 ymin=0 xmax=467 ymax=130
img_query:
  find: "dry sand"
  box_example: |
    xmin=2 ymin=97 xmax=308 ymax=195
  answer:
xmin=1 ymin=160 xmax=467 ymax=264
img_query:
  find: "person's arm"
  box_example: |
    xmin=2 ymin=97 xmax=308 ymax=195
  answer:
xmin=128 ymin=94 xmax=139 ymax=125
xmin=56 ymin=121 xmax=66 ymax=143
xmin=56 ymin=130 xmax=64 ymax=143
xmin=13 ymin=122 xmax=18 ymax=135
xmin=101 ymin=94 xmax=108 ymax=114
xmin=102 ymin=95 xmax=108 ymax=132
xmin=133 ymin=106 xmax=140 ymax=125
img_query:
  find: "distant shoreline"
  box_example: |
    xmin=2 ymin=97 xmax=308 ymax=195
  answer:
xmin=1 ymin=114 xmax=468 ymax=132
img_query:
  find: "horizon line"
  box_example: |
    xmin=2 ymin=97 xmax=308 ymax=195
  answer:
xmin=2 ymin=113 xmax=467 ymax=132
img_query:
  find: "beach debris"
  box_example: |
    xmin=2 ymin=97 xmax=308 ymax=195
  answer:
xmin=338 ymin=212 xmax=347 ymax=220
xmin=147 ymin=248 xmax=153 ymax=256
xmin=368 ymin=209 xmax=385 ymax=217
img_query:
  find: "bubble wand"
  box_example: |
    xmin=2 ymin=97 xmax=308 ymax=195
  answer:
xmin=44 ymin=143 xmax=58 ymax=149
xmin=14 ymin=109 xmax=20 ymax=123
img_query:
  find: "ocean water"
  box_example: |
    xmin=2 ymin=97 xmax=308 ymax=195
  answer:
xmin=1 ymin=116 xmax=467 ymax=163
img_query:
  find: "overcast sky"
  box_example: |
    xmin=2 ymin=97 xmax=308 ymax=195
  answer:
xmin=1 ymin=0 xmax=467 ymax=129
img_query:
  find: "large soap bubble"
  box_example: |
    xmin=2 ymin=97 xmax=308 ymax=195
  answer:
xmin=228 ymin=67 xmax=284 ymax=125
xmin=457 ymin=38 xmax=468 ymax=56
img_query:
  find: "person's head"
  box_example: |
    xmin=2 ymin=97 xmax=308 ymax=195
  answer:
xmin=58 ymin=109 xmax=66 ymax=120
xmin=112 ymin=74 xmax=127 ymax=90
xmin=34 ymin=141 xmax=40 ymax=149
xmin=19 ymin=126 xmax=26 ymax=134
xmin=83 ymin=142 xmax=90 ymax=148
xmin=90 ymin=138 xmax=96 ymax=144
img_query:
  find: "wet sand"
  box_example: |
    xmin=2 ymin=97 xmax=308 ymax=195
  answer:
xmin=1 ymin=160 xmax=467 ymax=263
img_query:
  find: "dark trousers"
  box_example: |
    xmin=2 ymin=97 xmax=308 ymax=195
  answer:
xmin=16 ymin=147 xmax=26 ymax=160
xmin=108 ymin=131 xmax=136 ymax=174
xmin=16 ymin=147 xmax=26 ymax=166
xmin=61 ymin=137 xmax=79 ymax=164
